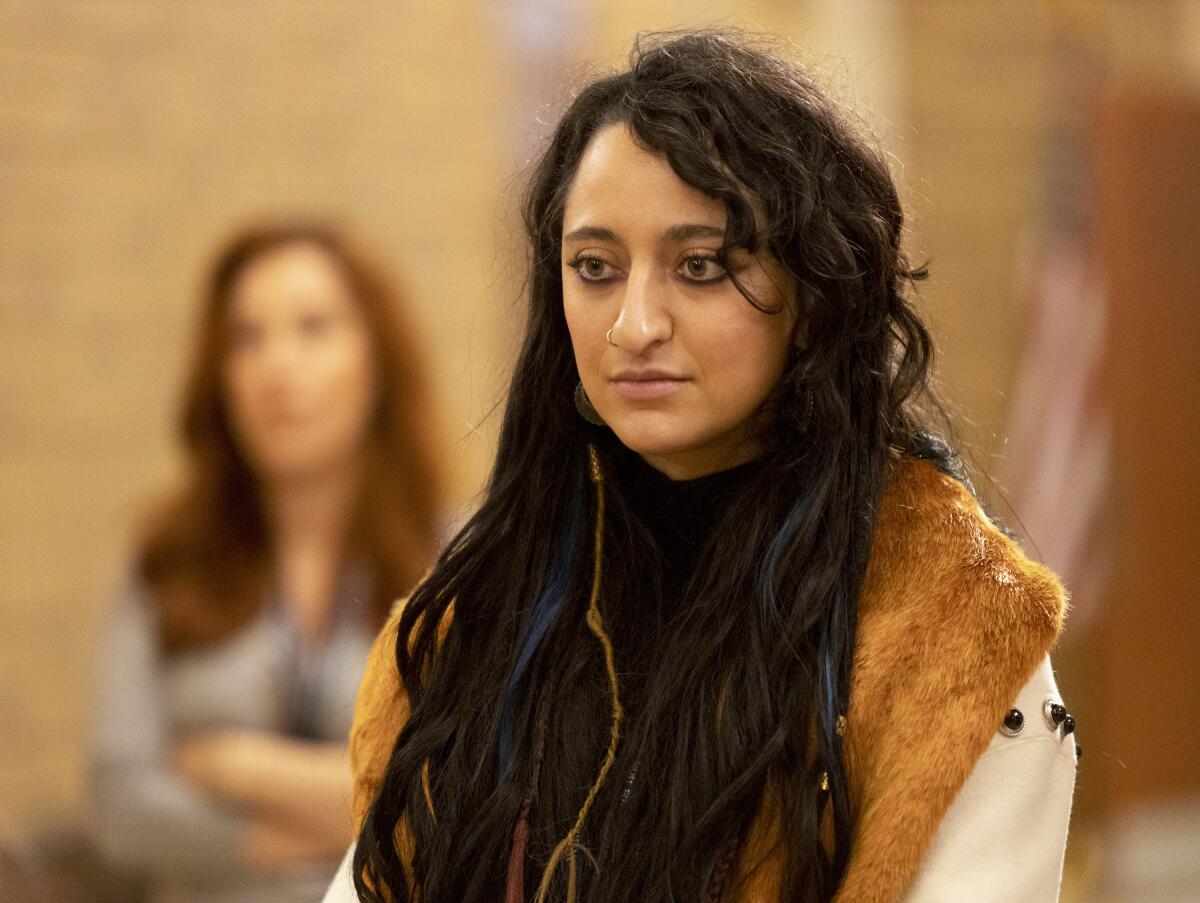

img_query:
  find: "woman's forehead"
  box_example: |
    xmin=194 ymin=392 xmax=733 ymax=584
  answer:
xmin=228 ymin=244 xmax=353 ymax=319
xmin=562 ymin=124 xmax=727 ymax=243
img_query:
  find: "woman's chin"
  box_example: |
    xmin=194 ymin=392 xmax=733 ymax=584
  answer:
xmin=608 ymin=419 xmax=675 ymax=451
xmin=608 ymin=419 xmax=710 ymax=463
xmin=606 ymin=413 xmax=754 ymax=479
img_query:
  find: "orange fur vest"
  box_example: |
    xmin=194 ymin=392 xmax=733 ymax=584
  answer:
xmin=347 ymin=457 xmax=1067 ymax=901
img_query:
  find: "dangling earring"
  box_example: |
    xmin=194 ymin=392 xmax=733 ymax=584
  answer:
xmin=788 ymin=340 xmax=815 ymax=427
xmin=574 ymin=381 xmax=606 ymax=426
xmin=801 ymin=385 xmax=814 ymax=424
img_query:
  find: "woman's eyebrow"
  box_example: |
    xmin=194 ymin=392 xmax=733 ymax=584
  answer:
xmin=562 ymin=223 xmax=726 ymax=244
xmin=663 ymin=223 xmax=725 ymax=243
xmin=563 ymin=225 xmax=617 ymax=243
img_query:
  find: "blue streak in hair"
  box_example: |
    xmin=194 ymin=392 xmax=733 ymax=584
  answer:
xmin=759 ymin=494 xmax=840 ymax=738
xmin=497 ymin=497 xmax=581 ymax=775
xmin=822 ymin=647 xmax=837 ymax=738
xmin=757 ymin=493 xmax=815 ymax=620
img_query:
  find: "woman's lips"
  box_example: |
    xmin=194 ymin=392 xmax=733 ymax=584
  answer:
xmin=610 ymin=377 xmax=689 ymax=400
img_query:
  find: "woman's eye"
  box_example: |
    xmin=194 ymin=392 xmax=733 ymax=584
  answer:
xmin=228 ymin=322 xmax=262 ymax=352
xmin=569 ymin=255 xmax=617 ymax=283
xmin=679 ymin=255 xmax=727 ymax=283
xmin=299 ymin=313 xmax=333 ymax=337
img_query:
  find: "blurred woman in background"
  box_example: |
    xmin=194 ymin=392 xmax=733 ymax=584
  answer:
xmin=89 ymin=219 xmax=445 ymax=903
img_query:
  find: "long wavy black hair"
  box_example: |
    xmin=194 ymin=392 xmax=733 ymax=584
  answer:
xmin=356 ymin=30 xmax=957 ymax=903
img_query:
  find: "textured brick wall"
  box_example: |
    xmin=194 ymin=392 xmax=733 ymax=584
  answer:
xmin=0 ymin=0 xmax=514 ymax=837
xmin=900 ymin=1 xmax=1046 ymax=461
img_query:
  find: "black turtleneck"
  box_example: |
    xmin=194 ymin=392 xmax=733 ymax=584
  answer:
xmin=616 ymin=448 xmax=764 ymax=598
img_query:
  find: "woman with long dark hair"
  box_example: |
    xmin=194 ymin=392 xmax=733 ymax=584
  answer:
xmin=328 ymin=32 xmax=1076 ymax=903
xmin=89 ymin=219 xmax=446 ymax=903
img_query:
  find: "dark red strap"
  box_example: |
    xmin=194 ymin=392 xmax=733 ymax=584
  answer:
xmin=703 ymin=832 xmax=744 ymax=902
xmin=504 ymin=804 xmax=532 ymax=903
xmin=503 ymin=708 xmax=548 ymax=903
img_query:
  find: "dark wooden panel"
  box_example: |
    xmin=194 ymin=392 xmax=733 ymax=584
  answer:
xmin=1093 ymin=88 xmax=1200 ymax=810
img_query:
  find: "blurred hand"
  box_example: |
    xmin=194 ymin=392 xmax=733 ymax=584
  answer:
xmin=173 ymin=729 xmax=276 ymax=800
xmin=173 ymin=729 xmax=353 ymax=859
xmin=242 ymin=818 xmax=340 ymax=870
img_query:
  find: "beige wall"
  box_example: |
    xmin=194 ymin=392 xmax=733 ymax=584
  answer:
xmin=2 ymin=1 xmax=1195 ymax=870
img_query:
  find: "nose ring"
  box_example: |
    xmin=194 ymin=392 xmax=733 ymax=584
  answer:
xmin=606 ymin=327 xmax=617 ymax=347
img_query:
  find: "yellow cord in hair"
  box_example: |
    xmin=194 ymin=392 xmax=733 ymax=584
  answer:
xmin=533 ymin=444 xmax=624 ymax=903
xmin=420 ymin=758 xmax=437 ymax=822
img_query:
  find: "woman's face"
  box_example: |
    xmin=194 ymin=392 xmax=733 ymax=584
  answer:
xmin=562 ymin=123 xmax=797 ymax=480
xmin=222 ymin=242 xmax=377 ymax=484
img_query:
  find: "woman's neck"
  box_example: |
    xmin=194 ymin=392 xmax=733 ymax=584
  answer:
xmin=618 ymin=446 xmax=764 ymax=579
xmin=261 ymin=455 xmax=363 ymax=642
xmin=264 ymin=461 xmax=360 ymax=551
xmin=636 ymin=441 xmax=762 ymax=482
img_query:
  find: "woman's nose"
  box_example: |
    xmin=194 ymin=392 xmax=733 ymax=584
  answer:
xmin=609 ymin=267 xmax=672 ymax=353
xmin=252 ymin=327 xmax=307 ymax=384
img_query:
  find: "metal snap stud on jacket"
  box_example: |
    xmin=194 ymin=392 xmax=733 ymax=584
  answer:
xmin=999 ymin=708 xmax=1025 ymax=737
